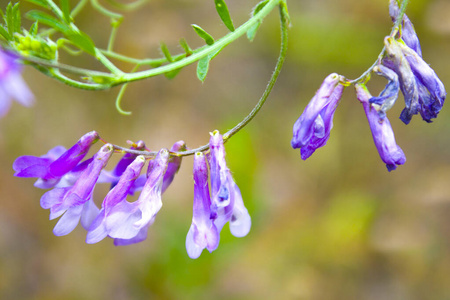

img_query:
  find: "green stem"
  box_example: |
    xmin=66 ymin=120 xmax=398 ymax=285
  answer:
xmin=48 ymin=68 xmax=111 ymax=90
xmin=110 ymin=1 xmax=289 ymax=157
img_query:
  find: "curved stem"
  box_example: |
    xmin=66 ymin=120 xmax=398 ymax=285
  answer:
xmin=110 ymin=1 xmax=289 ymax=157
xmin=348 ymin=0 xmax=410 ymax=84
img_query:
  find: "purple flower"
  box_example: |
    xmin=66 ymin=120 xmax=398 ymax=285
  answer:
xmin=383 ymin=37 xmax=446 ymax=123
xmin=383 ymin=37 xmax=419 ymax=124
xmin=369 ymin=65 xmax=400 ymax=118
xmin=13 ymin=131 xmax=99 ymax=188
xmin=291 ymin=73 xmax=345 ymax=160
xmin=356 ymin=84 xmax=406 ymax=171
xmin=389 ymin=0 xmax=422 ymax=56
xmin=208 ymin=131 xmax=251 ymax=238
xmin=98 ymin=149 xmax=169 ymax=246
xmin=397 ymin=42 xmax=446 ymax=123
xmin=40 ymin=144 xmax=114 ymax=236
xmin=0 ymin=50 xmax=34 ymax=118
xmin=146 ymin=140 xmax=186 ymax=194
xmin=161 ymin=140 xmax=186 ymax=193
xmin=209 ymin=131 xmax=232 ymax=214
xmin=186 ymin=152 xmax=219 ymax=259
xmin=213 ymin=174 xmax=251 ymax=238
xmin=86 ymin=155 xmax=146 ymax=244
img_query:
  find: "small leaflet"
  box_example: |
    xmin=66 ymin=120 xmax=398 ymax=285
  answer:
xmin=191 ymin=24 xmax=214 ymax=46
xmin=214 ymin=0 xmax=234 ymax=32
xmin=196 ymin=56 xmax=210 ymax=82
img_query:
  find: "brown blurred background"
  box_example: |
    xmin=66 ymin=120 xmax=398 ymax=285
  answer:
xmin=1 ymin=0 xmax=450 ymax=299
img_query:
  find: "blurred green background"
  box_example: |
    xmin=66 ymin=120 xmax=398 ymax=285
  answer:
xmin=1 ymin=0 xmax=450 ymax=299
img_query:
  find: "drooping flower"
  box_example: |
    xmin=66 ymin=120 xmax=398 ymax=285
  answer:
xmin=208 ymin=131 xmax=251 ymax=238
xmin=186 ymin=152 xmax=219 ymax=259
xmin=383 ymin=37 xmax=446 ymax=123
xmin=40 ymin=144 xmax=114 ymax=236
xmin=369 ymin=65 xmax=400 ymax=118
xmin=291 ymin=73 xmax=345 ymax=160
xmin=0 ymin=50 xmax=34 ymax=118
xmin=209 ymin=130 xmax=232 ymax=214
xmin=86 ymin=155 xmax=146 ymax=244
xmin=383 ymin=37 xmax=419 ymax=124
xmin=397 ymin=42 xmax=446 ymax=122
xmin=13 ymin=131 xmax=99 ymax=189
xmin=99 ymin=148 xmax=169 ymax=246
xmin=356 ymin=84 xmax=406 ymax=171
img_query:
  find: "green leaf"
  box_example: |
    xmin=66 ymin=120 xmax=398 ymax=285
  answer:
xmin=29 ymin=21 xmax=38 ymax=36
xmin=0 ymin=25 xmax=10 ymax=40
xmin=12 ymin=2 xmax=20 ymax=34
xmin=179 ymin=38 xmax=192 ymax=56
xmin=191 ymin=24 xmax=214 ymax=45
xmin=160 ymin=42 xmax=173 ymax=62
xmin=65 ymin=30 xmax=96 ymax=55
xmin=252 ymin=0 xmax=269 ymax=16
xmin=25 ymin=0 xmax=51 ymax=10
xmin=196 ymin=56 xmax=210 ymax=82
xmin=60 ymin=0 xmax=72 ymax=23
xmin=6 ymin=2 xmax=13 ymax=36
xmin=26 ymin=10 xmax=67 ymax=32
xmin=246 ymin=22 xmax=261 ymax=42
xmin=27 ymin=10 xmax=96 ymax=55
xmin=214 ymin=0 xmax=234 ymax=32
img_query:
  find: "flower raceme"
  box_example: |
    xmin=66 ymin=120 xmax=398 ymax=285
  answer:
xmin=291 ymin=73 xmax=345 ymax=160
xmin=13 ymin=130 xmax=251 ymax=257
xmin=0 ymin=50 xmax=34 ymax=118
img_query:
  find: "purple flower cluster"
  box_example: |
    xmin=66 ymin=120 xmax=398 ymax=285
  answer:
xmin=380 ymin=0 xmax=446 ymax=124
xmin=291 ymin=2 xmax=446 ymax=172
xmin=186 ymin=131 xmax=251 ymax=259
xmin=14 ymin=131 xmax=186 ymax=246
xmin=13 ymin=130 xmax=250 ymax=258
xmin=0 ymin=50 xmax=34 ymax=118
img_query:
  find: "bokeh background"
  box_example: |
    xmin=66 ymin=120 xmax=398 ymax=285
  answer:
xmin=1 ymin=0 xmax=450 ymax=299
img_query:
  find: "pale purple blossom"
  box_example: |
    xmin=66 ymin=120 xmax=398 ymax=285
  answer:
xmin=209 ymin=131 xmax=232 ymax=215
xmin=40 ymin=144 xmax=114 ymax=236
xmin=186 ymin=152 xmax=219 ymax=259
xmin=0 ymin=50 xmax=34 ymax=118
xmin=291 ymin=73 xmax=345 ymax=159
xmin=86 ymin=155 xmax=146 ymax=244
xmin=13 ymin=131 xmax=99 ymax=188
xmin=208 ymin=131 xmax=251 ymax=238
xmin=356 ymin=84 xmax=406 ymax=171
xmin=96 ymin=149 xmax=169 ymax=246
